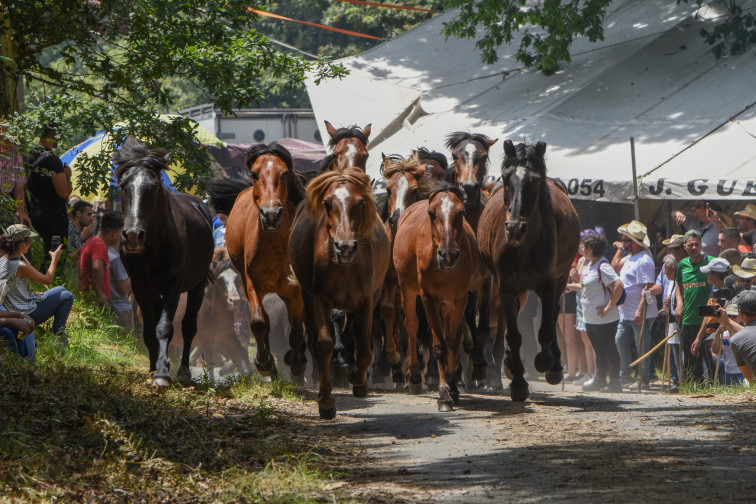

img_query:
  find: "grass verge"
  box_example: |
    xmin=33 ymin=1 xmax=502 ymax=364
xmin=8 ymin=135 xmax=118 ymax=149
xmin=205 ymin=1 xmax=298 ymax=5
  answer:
xmin=1 ymin=298 xmax=358 ymax=503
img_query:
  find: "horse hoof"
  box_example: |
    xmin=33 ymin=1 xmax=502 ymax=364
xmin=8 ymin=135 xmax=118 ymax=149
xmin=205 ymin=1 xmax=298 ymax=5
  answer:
xmin=450 ymin=390 xmax=460 ymax=404
xmin=152 ymin=376 xmax=171 ymax=391
xmin=259 ymin=373 xmax=274 ymax=383
xmin=408 ymin=381 xmax=423 ymax=395
xmin=534 ymin=352 xmax=553 ymax=373
xmin=471 ymin=364 xmax=487 ymax=381
xmin=177 ymin=366 xmax=192 ymax=386
xmin=438 ymin=400 xmax=454 ymax=412
xmin=392 ymin=370 xmax=404 ymax=384
xmin=319 ymin=406 xmax=336 ymax=420
xmin=352 ymin=383 xmax=369 ymax=398
xmin=510 ymin=380 xmax=530 ymax=402
xmin=387 ymin=351 xmax=402 ymax=365
xmin=545 ymin=369 xmax=563 ymax=385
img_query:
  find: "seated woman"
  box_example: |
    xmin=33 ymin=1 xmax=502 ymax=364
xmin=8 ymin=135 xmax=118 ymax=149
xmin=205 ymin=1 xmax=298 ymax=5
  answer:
xmin=0 ymin=224 xmax=73 ymax=348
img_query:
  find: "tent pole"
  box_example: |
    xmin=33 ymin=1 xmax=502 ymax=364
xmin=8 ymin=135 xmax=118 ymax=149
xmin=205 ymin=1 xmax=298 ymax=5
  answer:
xmin=631 ymin=137 xmax=640 ymax=220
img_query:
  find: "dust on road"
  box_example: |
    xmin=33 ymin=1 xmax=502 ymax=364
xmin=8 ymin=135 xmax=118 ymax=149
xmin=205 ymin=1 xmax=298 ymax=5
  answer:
xmin=299 ymin=378 xmax=756 ymax=503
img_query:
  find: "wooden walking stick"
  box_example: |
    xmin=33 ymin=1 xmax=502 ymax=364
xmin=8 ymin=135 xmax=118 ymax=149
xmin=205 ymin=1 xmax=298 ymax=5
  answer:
xmin=630 ymin=330 xmax=677 ymax=367
xmin=661 ymin=340 xmax=668 ymax=394
xmin=560 ymin=293 xmax=566 ymax=392
xmin=713 ymin=330 xmax=723 ymax=384
xmin=636 ymin=301 xmax=648 ymax=393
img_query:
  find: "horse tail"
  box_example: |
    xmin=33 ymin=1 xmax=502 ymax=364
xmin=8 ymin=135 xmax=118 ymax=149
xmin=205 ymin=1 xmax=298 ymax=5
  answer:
xmin=207 ymin=177 xmax=253 ymax=215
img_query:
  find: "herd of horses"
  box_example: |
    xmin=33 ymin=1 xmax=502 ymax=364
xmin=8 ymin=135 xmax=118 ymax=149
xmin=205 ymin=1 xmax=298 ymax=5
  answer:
xmin=113 ymin=120 xmax=579 ymax=420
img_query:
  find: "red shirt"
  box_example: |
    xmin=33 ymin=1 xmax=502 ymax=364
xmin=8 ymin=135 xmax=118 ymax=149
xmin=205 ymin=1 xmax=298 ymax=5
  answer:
xmin=79 ymin=235 xmax=110 ymax=301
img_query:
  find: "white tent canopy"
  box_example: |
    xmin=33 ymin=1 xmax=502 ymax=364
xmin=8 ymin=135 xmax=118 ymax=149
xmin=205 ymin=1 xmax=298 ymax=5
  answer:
xmin=306 ymin=0 xmax=756 ymax=202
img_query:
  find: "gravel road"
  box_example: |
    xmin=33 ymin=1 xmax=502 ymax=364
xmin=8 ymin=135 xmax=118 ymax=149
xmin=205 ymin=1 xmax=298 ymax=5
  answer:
xmin=303 ymin=377 xmax=756 ymax=503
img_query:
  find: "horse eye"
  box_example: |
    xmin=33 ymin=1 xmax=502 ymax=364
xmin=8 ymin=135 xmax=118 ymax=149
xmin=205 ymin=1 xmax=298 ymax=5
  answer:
xmin=249 ymin=171 xmax=259 ymax=180
xmin=323 ymin=199 xmax=332 ymax=213
xmin=357 ymin=199 xmax=366 ymax=209
xmin=428 ymin=209 xmax=436 ymax=221
xmin=451 ymin=153 xmax=459 ymax=160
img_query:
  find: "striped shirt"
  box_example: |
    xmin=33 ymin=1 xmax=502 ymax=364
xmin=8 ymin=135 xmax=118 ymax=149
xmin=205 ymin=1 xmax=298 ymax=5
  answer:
xmin=0 ymin=256 xmax=43 ymax=313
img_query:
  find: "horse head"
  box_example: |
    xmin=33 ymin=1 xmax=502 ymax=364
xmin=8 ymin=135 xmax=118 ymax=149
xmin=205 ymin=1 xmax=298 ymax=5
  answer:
xmin=501 ymin=140 xmax=548 ymax=246
xmin=208 ymin=250 xmax=243 ymax=313
xmin=413 ymin=147 xmax=449 ymax=182
xmin=445 ymin=132 xmax=497 ymax=206
xmin=324 ymin=120 xmax=371 ymax=171
xmin=306 ymin=167 xmax=376 ymax=265
xmin=381 ymin=153 xmax=429 ymax=235
xmin=244 ymin=142 xmax=304 ymax=231
xmin=114 ymin=137 xmax=170 ymax=254
xmin=427 ymin=187 xmax=467 ymax=270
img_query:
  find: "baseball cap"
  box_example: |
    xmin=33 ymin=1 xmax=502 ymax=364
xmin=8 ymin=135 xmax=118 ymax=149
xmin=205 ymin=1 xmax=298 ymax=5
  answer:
xmin=4 ymin=224 xmax=38 ymax=242
xmin=733 ymin=290 xmax=756 ymax=317
xmin=700 ymin=257 xmax=730 ymax=274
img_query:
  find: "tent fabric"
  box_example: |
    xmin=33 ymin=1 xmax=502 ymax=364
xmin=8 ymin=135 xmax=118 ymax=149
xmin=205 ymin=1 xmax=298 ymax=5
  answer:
xmin=305 ymin=0 xmax=756 ymax=202
xmin=207 ymin=138 xmax=327 ymax=177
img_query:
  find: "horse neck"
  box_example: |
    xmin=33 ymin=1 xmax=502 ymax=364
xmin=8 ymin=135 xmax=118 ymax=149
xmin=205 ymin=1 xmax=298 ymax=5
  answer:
xmin=464 ymin=199 xmax=483 ymax=232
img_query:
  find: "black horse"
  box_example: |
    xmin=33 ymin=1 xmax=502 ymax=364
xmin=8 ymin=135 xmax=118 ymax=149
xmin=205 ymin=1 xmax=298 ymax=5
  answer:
xmin=114 ymin=138 xmax=214 ymax=389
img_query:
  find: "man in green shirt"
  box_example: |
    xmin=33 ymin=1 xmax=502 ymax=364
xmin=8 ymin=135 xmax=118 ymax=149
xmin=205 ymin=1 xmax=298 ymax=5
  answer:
xmin=674 ymin=230 xmax=714 ymax=382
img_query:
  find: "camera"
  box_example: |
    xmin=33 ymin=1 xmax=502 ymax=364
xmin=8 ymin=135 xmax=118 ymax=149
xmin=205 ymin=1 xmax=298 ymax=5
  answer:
xmin=698 ymin=305 xmax=720 ymax=317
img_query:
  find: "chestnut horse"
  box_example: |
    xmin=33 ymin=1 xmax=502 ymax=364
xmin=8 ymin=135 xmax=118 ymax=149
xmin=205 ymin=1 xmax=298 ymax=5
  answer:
xmin=319 ymin=121 xmax=371 ymax=172
xmin=413 ymin=147 xmax=449 ymax=183
xmin=207 ymin=143 xmax=308 ymax=381
xmin=115 ymin=138 xmax=214 ymax=389
xmin=478 ymin=141 xmax=579 ymax=401
xmin=289 ymin=166 xmax=390 ymax=419
xmin=394 ymin=187 xmax=479 ymax=411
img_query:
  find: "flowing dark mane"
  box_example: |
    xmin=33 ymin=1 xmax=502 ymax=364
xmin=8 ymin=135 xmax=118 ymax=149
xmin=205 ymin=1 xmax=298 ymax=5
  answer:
xmin=327 ymin=125 xmax=370 ymax=149
xmin=113 ymin=137 xmax=169 ymax=181
xmin=319 ymin=154 xmax=337 ymax=173
xmin=244 ymin=142 xmax=293 ymax=172
xmin=413 ymin=147 xmax=449 ymax=171
xmin=502 ymin=142 xmax=548 ymax=176
xmin=427 ymin=185 xmax=466 ymax=203
xmin=444 ymin=132 xmax=496 ymax=153
xmin=305 ymin=167 xmax=377 ymax=238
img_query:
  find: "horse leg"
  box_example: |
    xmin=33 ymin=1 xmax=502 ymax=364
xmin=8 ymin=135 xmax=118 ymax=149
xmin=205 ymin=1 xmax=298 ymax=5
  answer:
xmin=490 ymin=305 xmax=507 ymax=391
xmin=246 ymin=285 xmax=276 ymax=381
xmin=446 ymin=299 xmax=467 ymax=407
xmin=501 ymin=286 xmax=529 ymax=402
xmin=535 ymin=280 xmax=563 ymax=384
xmin=370 ymin=308 xmax=392 ymax=385
xmin=381 ymin=282 xmax=402 ymax=366
xmin=177 ymin=283 xmax=205 ymax=386
xmin=350 ymin=302 xmax=374 ymax=398
xmin=330 ymin=309 xmax=349 ymax=388
xmin=281 ymin=292 xmax=307 ymax=378
xmin=422 ymin=296 xmax=453 ymax=412
xmin=307 ymin=295 xmax=335 ymax=419
xmin=153 ymin=278 xmax=182 ymax=390
xmin=417 ymin=297 xmax=438 ymax=389
xmin=392 ymin=290 xmax=407 ymax=384
xmin=402 ymin=290 xmax=423 ymax=394
xmin=137 ymin=296 xmax=159 ymax=372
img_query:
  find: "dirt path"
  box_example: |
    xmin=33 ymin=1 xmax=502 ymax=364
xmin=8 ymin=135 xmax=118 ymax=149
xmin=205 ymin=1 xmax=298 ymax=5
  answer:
xmin=298 ymin=378 xmax=756 ymax=503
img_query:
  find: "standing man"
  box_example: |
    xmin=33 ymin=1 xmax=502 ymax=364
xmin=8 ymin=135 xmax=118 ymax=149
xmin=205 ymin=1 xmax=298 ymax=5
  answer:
xmin=733 ymin=203 xmax=756 ymax=249
xmin=717 ymin=227 xmax=748 ymax=254
xmin=26 ymin=124 xmax=72 ymax=255
xmin=675 ymin=230 xmax=715 ymax=383
xmin=68 ymin=200 xmax=96 ymax=258
xmin=672 ymin=200 xmax=729 ymax=257
xmin=106 ymin=214 xmax=132 ymax=329
xmin=613 ymin=221 xmax=658 ymax=389
xmin=79 ymin=212 xmax=122 ymax=304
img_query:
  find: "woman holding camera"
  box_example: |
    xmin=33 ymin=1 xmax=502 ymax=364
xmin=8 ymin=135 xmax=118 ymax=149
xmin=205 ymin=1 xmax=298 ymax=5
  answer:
xmin=0 ymin=224 xmax=74 ymax=348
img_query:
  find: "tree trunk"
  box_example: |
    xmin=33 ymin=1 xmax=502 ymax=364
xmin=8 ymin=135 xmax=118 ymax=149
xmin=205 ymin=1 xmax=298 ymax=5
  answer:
xmin=0 ymin=13 xmax=20 ymax=120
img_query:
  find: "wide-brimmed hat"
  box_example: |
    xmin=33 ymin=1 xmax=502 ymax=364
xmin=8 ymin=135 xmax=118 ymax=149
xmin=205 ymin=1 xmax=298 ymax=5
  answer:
xmin=4 ymin=224 xmax=38 ymax=242
xmin=617 ymin=220 xmax=650 ymax=248
xmin=662 ymin=234 xmax=684 ymax=248
xmin=732 ymin=257 xmax=756 ymax=279
xmin=734 ymin=203 xmax=756 ymax=222
xmin=701 ymin=257 xmax=730 ymax=274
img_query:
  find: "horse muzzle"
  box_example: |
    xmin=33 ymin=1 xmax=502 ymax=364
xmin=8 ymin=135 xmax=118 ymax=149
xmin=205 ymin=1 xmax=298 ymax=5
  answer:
xmin=122 ymin=228 xmax=146 ymax=254
xmin=505 ymin=220 xmax=528 ymax=244
xmin=459 ymin=182 xmax=480 ymax=205
xmin=388 ymin=209 xmax=401 ymax=235
xmin=437 ymin=248 xmax=460 ymax=270
xmin=260 ymin=206 xmax=283 ymax=231
xmin=334 ymin=239 xmax=358 ymax=264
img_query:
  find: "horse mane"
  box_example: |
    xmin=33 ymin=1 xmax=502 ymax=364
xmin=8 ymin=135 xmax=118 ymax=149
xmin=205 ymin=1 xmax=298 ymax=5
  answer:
xmin=113 ymin=137 xmax=169 ymax=181
xmin=427 ymin=185 xmax=466 ymax=205
xmin=444 ymin=132 xmax=495 ymax=153
xmin=244 ymin=142 xmax=306 ymax=205
xmin=305 ymin=167 xmax=377 ymax=238
xmin=502 ymin=141 xmax=548 ymax=177
xmin=327 ymin=125 xmax=369 ymax=149
xmin=212 ymin=247 xmax=230 ymax=263
xmin=382 ymin=154 xmax=424 ymax=180
xmin=319 ymin=153 xmax=337 ymax=173
xmin=413 ymin=147 xmax=449 ymax=171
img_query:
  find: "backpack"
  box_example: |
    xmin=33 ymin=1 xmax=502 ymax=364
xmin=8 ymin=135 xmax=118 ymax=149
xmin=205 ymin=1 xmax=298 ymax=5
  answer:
xmin=597 ymin=259 xmax=626 ymax=306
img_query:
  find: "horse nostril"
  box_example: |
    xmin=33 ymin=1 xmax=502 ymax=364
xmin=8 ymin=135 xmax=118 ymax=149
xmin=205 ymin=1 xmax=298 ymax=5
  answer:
xmin=450 ymin=250 xmax=460 ymax=263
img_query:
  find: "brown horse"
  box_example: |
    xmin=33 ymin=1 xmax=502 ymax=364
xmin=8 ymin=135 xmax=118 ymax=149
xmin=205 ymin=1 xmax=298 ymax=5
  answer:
xmin=207 ymin=143 xmax=308 ymax=381
xmin=394 ymin=187 xmax=479 ymax=411
xmin=289 ymin=166 xmax=390 ymax=419
xmin=319 ymin=121 xmax=371 ymax=172
xmin=115 ymin=138 xmax=214 ymax=389
xmin=478 ymin=140 xmax=579 ymax=401
xmin=413 ymin=147 xmax=449 ymax=182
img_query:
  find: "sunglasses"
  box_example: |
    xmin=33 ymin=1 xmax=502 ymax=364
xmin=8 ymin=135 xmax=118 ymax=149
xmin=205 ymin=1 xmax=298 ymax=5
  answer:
xmin=621 ymin=238 xmax=633 ymax=242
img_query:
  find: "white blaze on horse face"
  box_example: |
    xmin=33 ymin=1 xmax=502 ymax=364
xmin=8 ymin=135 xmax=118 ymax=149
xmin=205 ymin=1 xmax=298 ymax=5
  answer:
xmin=333 ymin=185 xmax=353 ymax=238
xmin=440 ymin=194 xmax=454 ymax=250
xmin=219 ymin=269 xmax=241 ymax=305
xmin=345 ymin=143 xmax=357 ymax=167
xmin=129 ymin=171 xmax=148 ymax=227
xmin=260 ymin=159 xmax=279 ymax=209
xmin=516 ymin=166 xmax=527 ymax=180
xmin=462 ymin=143 xmax=478 ymax=185
xmin=395 ymin=175 xmax=409 ymax=214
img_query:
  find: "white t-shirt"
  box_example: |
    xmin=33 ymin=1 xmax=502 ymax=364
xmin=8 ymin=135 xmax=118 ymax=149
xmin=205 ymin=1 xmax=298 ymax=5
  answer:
xmin=618 ymin=250 xmax=658 ymax=321
xmin=580 ymin=259 xmax=621 ymax=325
xmin=721 ymin=330 xmax=741 ymax=375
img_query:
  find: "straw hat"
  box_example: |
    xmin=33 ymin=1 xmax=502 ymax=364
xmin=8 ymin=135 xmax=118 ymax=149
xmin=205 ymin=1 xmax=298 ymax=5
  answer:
xmin=662 ymin=234 xmax=684 ymax=248
xmin=617 ymin=220 xmax=650 ymax=248
xmin=732 ymin=257 xmax=756 ymax=279
xmin=734 ymin=203 xmax=756 ymax=222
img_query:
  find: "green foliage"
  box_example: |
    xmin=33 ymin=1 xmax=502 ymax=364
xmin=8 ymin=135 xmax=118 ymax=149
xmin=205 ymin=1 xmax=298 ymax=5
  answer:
xmin=441 ymin=0 xmax=756 ymax=73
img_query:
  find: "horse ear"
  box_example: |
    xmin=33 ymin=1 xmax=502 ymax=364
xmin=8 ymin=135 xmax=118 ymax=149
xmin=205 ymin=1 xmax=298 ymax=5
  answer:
xmin=381 ymin=153 xmax=394 ymax=171
xmin=535 ymin=141 xmax=547 ymax=158
xmin=363 ymin=124 xmax=371 ymax=139
xmin=503 ymin=140 xmax=517 ymax=158
xmin=324 ymin=120 xmax=337 ymax=138
xmin=487 ymin=138 xmax=499 ymax=148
